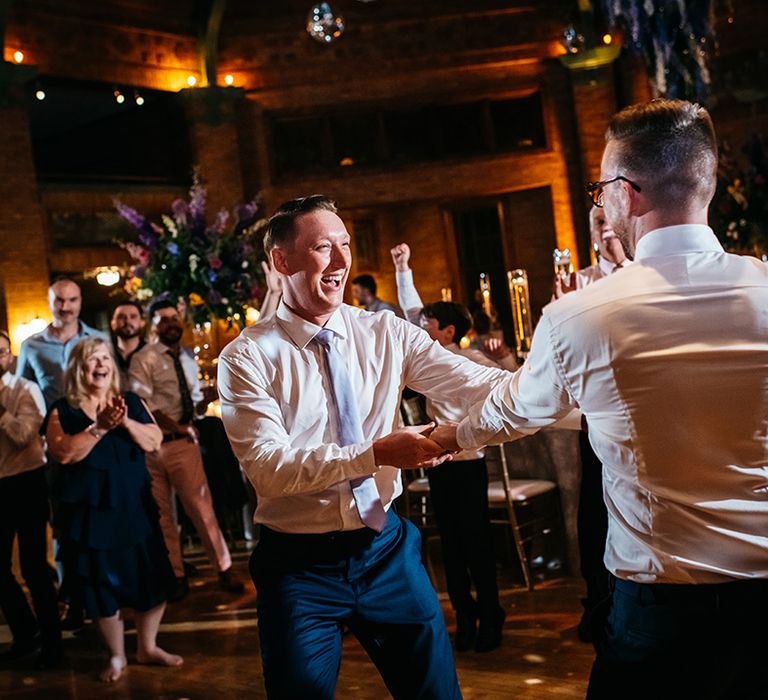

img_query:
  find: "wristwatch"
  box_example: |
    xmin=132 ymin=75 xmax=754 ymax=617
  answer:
xmin=86 ymin=423 xmax=107 ymax=440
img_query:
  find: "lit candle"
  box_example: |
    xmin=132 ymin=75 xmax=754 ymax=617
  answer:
xmin=479 ymin=273 xmax=492 ymax=318
xmin=440 ymin=287 xmax=452 ymax=302
xmin=507 ymin=269 xmax=533 ymax=358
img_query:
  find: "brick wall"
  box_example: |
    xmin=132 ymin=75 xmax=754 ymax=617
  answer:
xmin=0 ymin=93 xmax=51 ymax=351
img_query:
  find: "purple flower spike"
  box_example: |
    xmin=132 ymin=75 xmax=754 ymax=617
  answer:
xmin=189 ymin=183 xmax=207 ymax=233
xmin=115 ymin=201 xmax=148 ymax=231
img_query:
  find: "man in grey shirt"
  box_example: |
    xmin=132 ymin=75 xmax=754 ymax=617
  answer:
xmin=351 ymin=274 xmax=404 ymax=317
xmin=17 ymin=277 xmax=106 ymax=409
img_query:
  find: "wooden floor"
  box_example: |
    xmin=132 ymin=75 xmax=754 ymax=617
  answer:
xmin=0 ymin=544 xmax=595 ymax=699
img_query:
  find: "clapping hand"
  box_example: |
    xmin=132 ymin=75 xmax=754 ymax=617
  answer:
xmin=96 ymin=395 xmax=127 ymax=432
xmin=484 ymin=336 xmax=512 ymax=360
xmin=390 ymin=243 xmax=411 ymax=272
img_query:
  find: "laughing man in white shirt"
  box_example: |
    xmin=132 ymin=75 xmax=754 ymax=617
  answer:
xmin=434 ymin=99 xmax=768 ymax=699
xmin=217 ymin=195 xmax=508 ymax=699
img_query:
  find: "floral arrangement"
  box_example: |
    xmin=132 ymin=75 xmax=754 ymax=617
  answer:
xmin=116 ymin=176 xmax=268 ymax=326
xmin=710 ymin=134 xmax=768 ymax=256
xmin=598 ymin=0 xmax=716 ymax=101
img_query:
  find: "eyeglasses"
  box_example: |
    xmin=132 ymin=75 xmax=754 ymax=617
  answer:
xmin=585 ymin=176 xmax=641 ymax=207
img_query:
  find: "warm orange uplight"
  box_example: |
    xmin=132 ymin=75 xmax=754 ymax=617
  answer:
xmin=187 ymin=75 xmax=198 ymax=87
xmin=13 ymin=50 xmax=24 ymax=63
xmin=224 ymin=74 xmax=234 ymax=86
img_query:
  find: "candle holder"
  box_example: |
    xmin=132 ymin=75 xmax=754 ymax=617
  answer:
xmin=479 ymin=272 xmax=492 ymax=318
xmin=553 ymin=247 xmax=573 ymax=280
xmin=507 ymin=269 xmax=533 ymax=359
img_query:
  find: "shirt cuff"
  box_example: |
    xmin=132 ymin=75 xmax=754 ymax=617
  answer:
xmin=348 ymin=442 xmax=379 ymax=478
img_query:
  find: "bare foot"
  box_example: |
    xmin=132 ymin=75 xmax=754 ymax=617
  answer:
xmin=136 ymin=646 xmax=184 ymax=667
xmin=99 ymin=655 xmax=127 ymax=683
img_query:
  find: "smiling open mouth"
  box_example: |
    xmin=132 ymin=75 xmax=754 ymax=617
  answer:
xmin=321 ymin=274 xmax=343 ymax=289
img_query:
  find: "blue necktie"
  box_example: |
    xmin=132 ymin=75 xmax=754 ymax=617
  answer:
xmin=314 ymin=328 xmax=387 ymax=532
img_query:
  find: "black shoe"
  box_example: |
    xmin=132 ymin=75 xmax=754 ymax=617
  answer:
xmin=454 ymin=611 xmax=478 ymax=652
xmin=0 ymin=634 xmax=41 ymax=664
xmin=218 ymin=567 xmax=245 ymax=594
xmin=168 ymin=576 xmax=189 ymax=603
xmin=35 ymin=644 xmax=63 ymax=670
xmin=475 ymin=606 xmax=505 ymax=653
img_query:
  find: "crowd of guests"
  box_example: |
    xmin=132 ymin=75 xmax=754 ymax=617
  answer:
xmin=0 ymin=278 xmax=244 ymax=682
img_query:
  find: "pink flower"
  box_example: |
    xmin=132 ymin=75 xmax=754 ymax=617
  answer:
xmin=208 ymin=256 xmax=223 ymax=270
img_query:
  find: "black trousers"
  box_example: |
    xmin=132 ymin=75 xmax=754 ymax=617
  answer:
xmin=427 ymin=457 xmax=499 ymax=617
xmin=0 ymin=467 xmax=60 ymax=650
xmin=577 ymin=431 xmax=610 ymax=609
xmin=587 ymin=576 xmax=768 ymax=700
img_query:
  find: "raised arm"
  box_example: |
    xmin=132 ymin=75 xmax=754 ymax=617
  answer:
xmin=390 ymin=243 xmax=424 ymax=325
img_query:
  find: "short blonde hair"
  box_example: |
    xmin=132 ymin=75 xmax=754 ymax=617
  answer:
xmin=65 ymin=337 xmax=120 ymax=407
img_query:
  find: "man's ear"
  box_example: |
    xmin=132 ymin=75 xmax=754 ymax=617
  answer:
xmin=443 ymin=324 xmax=456 ymax=344
xmin=271 ymin=247 xmax=290 ymax=276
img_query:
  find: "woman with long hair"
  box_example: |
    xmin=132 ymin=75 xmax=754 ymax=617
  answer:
xmin=45 ymin=336 xmax=182 ymax=682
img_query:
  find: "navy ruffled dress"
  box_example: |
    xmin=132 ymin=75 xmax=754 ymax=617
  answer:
xmin=46 ymin=392 xmax=174 ymax=618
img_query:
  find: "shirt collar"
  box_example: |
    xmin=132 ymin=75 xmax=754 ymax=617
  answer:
xmin=276 ymin=299 xmax=348 ymax=350
xmin=634 ymin=224 xmax=723 ymax=261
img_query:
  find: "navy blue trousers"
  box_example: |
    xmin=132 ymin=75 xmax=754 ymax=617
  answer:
xmin=587 ymin=576 xmax=768 ymax=699
xmin=250 ymin=510 xmax=462 ymax=700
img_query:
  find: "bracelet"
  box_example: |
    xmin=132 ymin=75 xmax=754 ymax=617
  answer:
xmin=86 ymin=423 xmax=107 ymax=440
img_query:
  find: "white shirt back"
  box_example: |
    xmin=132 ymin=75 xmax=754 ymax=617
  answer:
xmin=459 ymin=225 xmax=768 ymax=583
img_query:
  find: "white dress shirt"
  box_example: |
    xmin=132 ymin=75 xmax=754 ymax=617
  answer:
xmin=0 ymin=372 xmax=46 ymax=479
xmin=458 ymin=225 xmax=768 ymax=584
xmin=129 ymin=342 xmax=203 ymax=422
xmin=217 ymin=300 xmax=507 ymax=534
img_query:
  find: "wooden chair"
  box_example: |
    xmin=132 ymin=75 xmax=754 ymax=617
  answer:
xmin=484 ymin=444 xmax=563 ymax=590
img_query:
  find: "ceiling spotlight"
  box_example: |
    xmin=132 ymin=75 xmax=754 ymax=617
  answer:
xmin=135 ymin=91 xmax=144 ymax=106
xmin=35 ymin=89 xmax=45 ymax=101
xmin=602 ymin=33 xmax=613 ymax=45
xmin=13 ymin=50 xmax=24 ymax=63
xmin=187 ymin=75 xmax=197 ymax=87
xmin=114 ymin=88 xmax=125 ymax=104
xmin=224 ymin=74 xmax=234 ymax=86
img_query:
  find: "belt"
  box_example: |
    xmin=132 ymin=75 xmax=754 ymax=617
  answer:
xmin=613 ymin=576 xmax=768 ymax=605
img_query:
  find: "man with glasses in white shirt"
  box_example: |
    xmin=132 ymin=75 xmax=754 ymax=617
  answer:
xmin=434 ymin=99 xmax=768 ymax=699
xmin=218 ymin=195 xmax=508 ymax=699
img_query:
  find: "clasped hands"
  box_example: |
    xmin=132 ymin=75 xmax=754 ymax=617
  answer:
xmin=95 ymin=396 xmax=128 ymax=432
xmin=372 ymin=422 xmax=461 ymax=470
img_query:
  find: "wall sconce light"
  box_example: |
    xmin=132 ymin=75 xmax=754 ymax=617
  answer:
xmin=224 ymin=74 xmax=234 ymax=86
xmin=94 ymin=266 xmax=121 ymax=287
